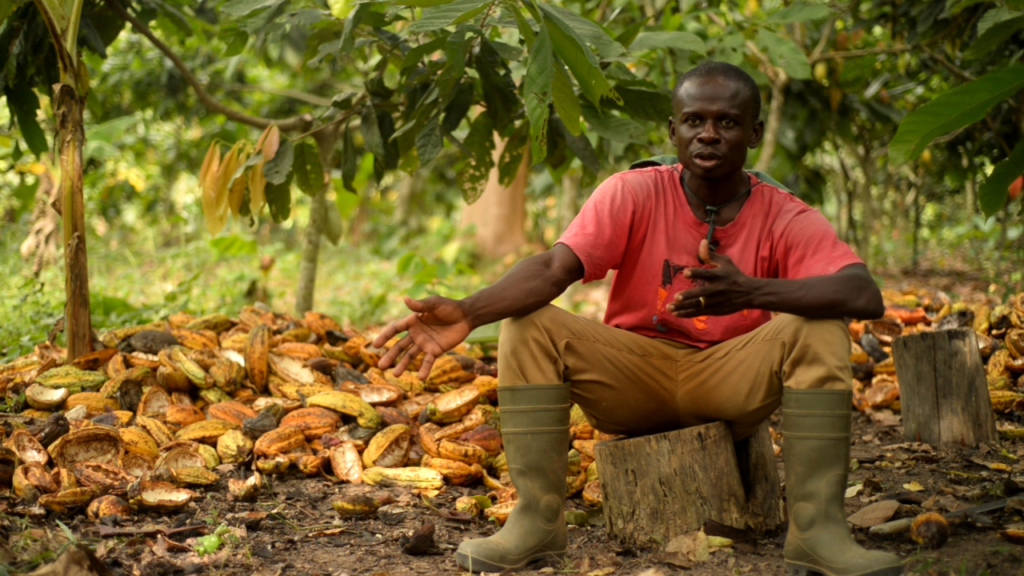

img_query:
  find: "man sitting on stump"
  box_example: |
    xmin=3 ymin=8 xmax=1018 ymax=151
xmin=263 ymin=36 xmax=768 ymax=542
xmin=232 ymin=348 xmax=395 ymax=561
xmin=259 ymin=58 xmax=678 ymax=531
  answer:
xmin=374 ymin=61 xmax=903 ymax=576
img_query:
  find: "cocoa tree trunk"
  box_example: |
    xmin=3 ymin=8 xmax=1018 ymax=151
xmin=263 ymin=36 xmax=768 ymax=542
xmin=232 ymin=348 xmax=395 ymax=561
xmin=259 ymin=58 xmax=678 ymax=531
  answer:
xmin=755 ymin=75 xmax=788 ymax=173
xmin=459 ymin=136 xmax=528 ymax=259
xmin=54 ymin=84 xmax=92 ymax=359
xmin=294 ymin=129 xmax=338 ymax=314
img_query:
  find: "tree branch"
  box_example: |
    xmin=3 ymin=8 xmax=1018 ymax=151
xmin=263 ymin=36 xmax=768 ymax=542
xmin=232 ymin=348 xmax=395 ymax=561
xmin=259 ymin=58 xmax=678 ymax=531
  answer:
xmin=104 ymin=0 xmax=313 ymax=133
xmin=810 ymin=16 xmax=837 ymax=61
xmin=808 ymin=44 xmax=913 ymax=64
xmin=920 ymin=45 xmax=974 ymax=82
xmin=220 ymin=83 xmax=334 ymax=107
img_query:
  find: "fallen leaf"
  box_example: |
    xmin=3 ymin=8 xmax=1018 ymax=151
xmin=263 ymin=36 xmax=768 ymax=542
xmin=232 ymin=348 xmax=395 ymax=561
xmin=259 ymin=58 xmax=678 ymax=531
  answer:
xmin=845 ymin=483 xmax=864 ymax=498
xmin=587 ymin=568 xmax=616 ymax=576
xmin=903 ymin=481 xmax=925 ymax=492
xmin=664 ymin=529 xmax=709 ymax=563
xmin=847 ymin=500 xmax=900 ymax=528
xmin=865 ymin=409 xmax=901 ymax=427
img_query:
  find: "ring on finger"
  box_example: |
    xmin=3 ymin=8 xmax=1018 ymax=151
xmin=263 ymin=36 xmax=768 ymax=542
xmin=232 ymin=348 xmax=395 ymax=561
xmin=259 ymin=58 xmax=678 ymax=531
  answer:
xmin=699 ymin=296 xmax=705 ymax=308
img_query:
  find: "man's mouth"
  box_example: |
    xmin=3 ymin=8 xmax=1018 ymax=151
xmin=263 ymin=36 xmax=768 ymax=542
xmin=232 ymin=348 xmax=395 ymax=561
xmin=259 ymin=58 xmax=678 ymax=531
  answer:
xmin=691 ymin=151 xmax=722 ymax=169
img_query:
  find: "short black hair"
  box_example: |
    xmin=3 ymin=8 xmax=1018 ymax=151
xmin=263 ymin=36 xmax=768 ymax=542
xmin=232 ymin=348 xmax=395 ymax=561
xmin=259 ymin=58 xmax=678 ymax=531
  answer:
xmin=673 ymin=61 xmax=761 ymax=122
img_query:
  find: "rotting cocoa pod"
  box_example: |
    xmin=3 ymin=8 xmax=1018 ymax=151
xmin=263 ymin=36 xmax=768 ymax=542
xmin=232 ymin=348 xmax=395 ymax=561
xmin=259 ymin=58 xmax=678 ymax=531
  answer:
xmin=333 ymin=366 xmax=369 ymax=386
xmin=243 ymin=410 xmax=279 ymax=440
xmin=859 ymin=333 xmax=889 ymax=363
xmin=910 ymin=512 xmax=949 ymax=549
xmin=27 ymin=412 xmax=69 ymax=447
xmin=120 ymin=330 xmax=180 ymax=355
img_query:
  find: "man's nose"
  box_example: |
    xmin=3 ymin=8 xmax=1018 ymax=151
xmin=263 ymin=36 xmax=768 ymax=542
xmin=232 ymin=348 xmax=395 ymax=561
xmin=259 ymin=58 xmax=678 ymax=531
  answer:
xmin=697 ymin=123 xmax=720 ymax=142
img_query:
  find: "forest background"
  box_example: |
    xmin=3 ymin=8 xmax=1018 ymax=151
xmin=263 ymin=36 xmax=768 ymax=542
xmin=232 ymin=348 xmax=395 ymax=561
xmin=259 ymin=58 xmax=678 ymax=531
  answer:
xmin=1 ymin=0 xmax=1023 ymax=363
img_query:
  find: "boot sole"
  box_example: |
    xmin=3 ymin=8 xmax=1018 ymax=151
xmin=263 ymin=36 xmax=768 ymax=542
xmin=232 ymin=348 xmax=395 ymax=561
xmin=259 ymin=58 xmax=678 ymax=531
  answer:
xmin=785 ymin=561 xmax=904 ymax=576
xmin=455 ymin=548 xmax=565 ymax=573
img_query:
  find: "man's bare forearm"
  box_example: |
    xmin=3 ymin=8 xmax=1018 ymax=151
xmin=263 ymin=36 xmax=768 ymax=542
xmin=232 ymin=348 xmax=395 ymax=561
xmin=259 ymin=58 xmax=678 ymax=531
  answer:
xmin=750 ymin=264 xmax=884 ymax=319
xmin=459 ymin=244 xmax=584 ymax=329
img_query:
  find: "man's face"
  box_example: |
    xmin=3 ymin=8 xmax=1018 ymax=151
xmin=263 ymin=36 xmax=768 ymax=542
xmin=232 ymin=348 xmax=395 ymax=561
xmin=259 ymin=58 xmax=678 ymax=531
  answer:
xmin=668 ymin=77 xmax=763 ymax=180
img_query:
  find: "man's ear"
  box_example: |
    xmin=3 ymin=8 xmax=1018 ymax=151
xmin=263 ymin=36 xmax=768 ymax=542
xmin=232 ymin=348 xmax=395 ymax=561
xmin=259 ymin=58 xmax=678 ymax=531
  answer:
xmin=668 ymin=117 xmax=677 ymax=141
xmin=749 ymin=119 xmax=765 ymax=149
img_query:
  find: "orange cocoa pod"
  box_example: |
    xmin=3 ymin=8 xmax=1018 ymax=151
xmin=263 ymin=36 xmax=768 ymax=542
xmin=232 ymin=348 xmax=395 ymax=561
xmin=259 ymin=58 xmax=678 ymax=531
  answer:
xmin=280 ymin=407 xmax=341 ymax=440
xmin=207 ymin=401 xmax=258 ymax=425
xmin=254 ymin=426 xmax=307 ymax=457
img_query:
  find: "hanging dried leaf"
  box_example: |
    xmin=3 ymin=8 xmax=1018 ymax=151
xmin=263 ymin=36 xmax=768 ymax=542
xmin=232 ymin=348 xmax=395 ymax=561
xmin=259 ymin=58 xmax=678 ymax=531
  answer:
xmin=201 ymin=143 xmax=225 ymax=236
xmin=257 ymin=125 xmax=281 ymax=162
xmin=248 ymin=158 xmax=267 ymax=216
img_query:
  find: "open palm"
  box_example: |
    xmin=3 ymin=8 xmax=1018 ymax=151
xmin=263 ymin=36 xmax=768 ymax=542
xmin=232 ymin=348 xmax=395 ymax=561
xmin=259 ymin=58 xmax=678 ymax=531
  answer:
xmin=373 ymin=295 xmax=473 ymax=379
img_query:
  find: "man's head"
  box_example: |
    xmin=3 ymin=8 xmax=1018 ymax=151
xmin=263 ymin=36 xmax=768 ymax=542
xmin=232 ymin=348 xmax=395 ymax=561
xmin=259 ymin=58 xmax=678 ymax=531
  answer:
xmin=669 ymin=62 xmax=764 ymax=181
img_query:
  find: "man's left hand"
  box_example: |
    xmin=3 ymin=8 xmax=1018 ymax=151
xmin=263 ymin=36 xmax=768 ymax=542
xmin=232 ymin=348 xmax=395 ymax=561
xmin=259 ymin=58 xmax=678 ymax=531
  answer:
xmin=668 ymin=239 xmax=760 ymax=317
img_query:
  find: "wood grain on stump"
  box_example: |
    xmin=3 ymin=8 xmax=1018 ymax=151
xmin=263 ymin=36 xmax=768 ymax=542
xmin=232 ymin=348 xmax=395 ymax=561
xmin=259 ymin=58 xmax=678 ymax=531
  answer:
xmin=594 ymin=420 xmax=783 ymax=547
xmin=892 ymin=328 xmax=997 ymax=446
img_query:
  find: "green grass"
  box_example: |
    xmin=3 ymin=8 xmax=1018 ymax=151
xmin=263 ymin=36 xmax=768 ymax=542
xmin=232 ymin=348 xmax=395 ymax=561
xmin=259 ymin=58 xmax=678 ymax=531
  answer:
xmin=0 ymin=218 xmax=492 ymax=362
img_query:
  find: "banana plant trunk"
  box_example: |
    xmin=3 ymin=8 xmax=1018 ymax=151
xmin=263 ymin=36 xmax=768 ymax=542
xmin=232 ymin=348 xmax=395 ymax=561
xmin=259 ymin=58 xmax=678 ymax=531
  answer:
xmin=33 ymin=0 xmax=92 ymax=359
xmin=55 ymin=84 xmax=92 ymax=358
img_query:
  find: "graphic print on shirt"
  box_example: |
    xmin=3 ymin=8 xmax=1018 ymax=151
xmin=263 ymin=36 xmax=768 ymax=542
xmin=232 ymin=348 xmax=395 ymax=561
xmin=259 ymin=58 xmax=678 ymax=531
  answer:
xmin=653 ymin=258 xmax=710 ymax=332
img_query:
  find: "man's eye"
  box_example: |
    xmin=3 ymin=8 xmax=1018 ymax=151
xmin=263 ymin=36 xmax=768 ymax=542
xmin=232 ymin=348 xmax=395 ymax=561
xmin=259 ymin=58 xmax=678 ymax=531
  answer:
xmin=721 ymin=119 xmax=735 ymax=127
xmin=686 ymin=117 xmax=701 ymax=125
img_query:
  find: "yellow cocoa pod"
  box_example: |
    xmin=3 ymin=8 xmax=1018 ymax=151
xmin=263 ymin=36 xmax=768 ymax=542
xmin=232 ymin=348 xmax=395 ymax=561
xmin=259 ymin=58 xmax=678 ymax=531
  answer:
xmin=362 ymin=424 xmax=411 ymax=468
xmin=36 ymin=365 xmax=108 ymax=393
xmin=39 ymin=486 xmax=105 ymax=514
xmin=255 ymin=455 xmax=291 ymax=475
xmin=217 ymin=430 xmax=254 ymax=464
xmin=120 ymin=427 xmax=160 ymax=460
xmin=361 ymin=466 xmax=445 ymax=489
xmin=170 ymin=466 xmax=220 ymax=486
xmin=306 ymin=391 xmax=382 ymax=429
xmin=175 ymin=419 xmax=239 ymax=444
xmin=424 ymin=355 xmax=476 ymax=391
xmin=196 ymin=444 xmax=220 ymax=469
xmin=990 ymin=390 xmax=1022 ymax=412
xmin=184 ymin=313 xmax=233 ymax=333
xmin=425 ymin=386 xmax=481 ymax=424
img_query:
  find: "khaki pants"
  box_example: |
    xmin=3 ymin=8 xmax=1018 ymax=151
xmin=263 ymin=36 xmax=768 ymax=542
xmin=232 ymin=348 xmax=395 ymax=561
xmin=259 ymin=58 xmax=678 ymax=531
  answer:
xmin=497 ymin=305 xmax=851 ymax=440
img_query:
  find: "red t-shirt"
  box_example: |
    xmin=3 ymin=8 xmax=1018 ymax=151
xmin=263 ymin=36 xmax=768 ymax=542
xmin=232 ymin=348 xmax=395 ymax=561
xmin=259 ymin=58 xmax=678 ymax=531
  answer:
xmin=556 ymin=164 xmax=863 ymax=349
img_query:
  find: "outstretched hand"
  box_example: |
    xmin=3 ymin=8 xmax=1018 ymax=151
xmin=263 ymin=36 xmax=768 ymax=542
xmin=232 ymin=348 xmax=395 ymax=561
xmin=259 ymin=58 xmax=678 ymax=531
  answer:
xmin=668 ymin=239 xmax=759 ymax=317
xmin=373 ymin=295 xmax=473 ymax=380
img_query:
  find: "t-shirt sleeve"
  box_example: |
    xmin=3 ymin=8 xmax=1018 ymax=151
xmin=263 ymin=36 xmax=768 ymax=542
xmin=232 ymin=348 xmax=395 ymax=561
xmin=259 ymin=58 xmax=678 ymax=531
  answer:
xmin=555 ymin=174 xmax=636 ymax=284
xmin=774 ymin=206 xmax=864 ymax=279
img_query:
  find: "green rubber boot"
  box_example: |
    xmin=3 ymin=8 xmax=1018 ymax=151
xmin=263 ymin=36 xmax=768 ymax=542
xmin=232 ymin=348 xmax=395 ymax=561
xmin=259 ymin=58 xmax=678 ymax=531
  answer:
xmin=782 ymin=389 xmax=903 ymax=576
xmin=456 ymin=383 xmax=570 ymax=573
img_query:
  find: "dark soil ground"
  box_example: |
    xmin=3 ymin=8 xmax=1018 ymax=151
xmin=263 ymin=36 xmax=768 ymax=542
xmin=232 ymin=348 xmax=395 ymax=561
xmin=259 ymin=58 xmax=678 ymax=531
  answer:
xmin=3 ymin=408 xmax=1023 ymax=576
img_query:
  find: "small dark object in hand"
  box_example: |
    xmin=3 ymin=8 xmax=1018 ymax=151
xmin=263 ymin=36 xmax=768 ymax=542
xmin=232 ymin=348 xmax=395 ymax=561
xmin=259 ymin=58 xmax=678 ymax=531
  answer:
xmin=910 ymin=512 xmax=949 ymax=549
xmin=399 ymin=522 xmax=435 ymax=555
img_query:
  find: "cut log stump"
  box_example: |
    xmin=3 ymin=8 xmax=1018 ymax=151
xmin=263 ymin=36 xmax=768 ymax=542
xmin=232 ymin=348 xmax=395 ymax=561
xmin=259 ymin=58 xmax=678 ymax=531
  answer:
xmin=594 ymin=420 xmax=783 ymax=547
xmin=892 ymin=328 xmax=997 ymax=446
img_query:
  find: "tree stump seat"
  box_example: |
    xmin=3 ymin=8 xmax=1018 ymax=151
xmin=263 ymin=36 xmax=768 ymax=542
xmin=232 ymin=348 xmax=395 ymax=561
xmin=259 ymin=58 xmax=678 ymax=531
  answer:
xmin=594 ymin=420 xmax=784 ymax=547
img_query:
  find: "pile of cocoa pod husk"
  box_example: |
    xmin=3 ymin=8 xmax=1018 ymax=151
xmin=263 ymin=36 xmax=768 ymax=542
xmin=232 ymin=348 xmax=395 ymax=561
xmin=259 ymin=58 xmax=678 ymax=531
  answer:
xmin=849 ymin=289 xmax=1024 ymax=436
xmin=0 ymin=305 xmax=607 ymax=525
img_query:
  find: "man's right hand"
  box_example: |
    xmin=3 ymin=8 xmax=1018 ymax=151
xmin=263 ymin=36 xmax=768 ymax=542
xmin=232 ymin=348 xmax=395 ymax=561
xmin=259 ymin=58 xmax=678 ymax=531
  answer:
xmin=373 ymin=295 xmax=473 ymax=380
